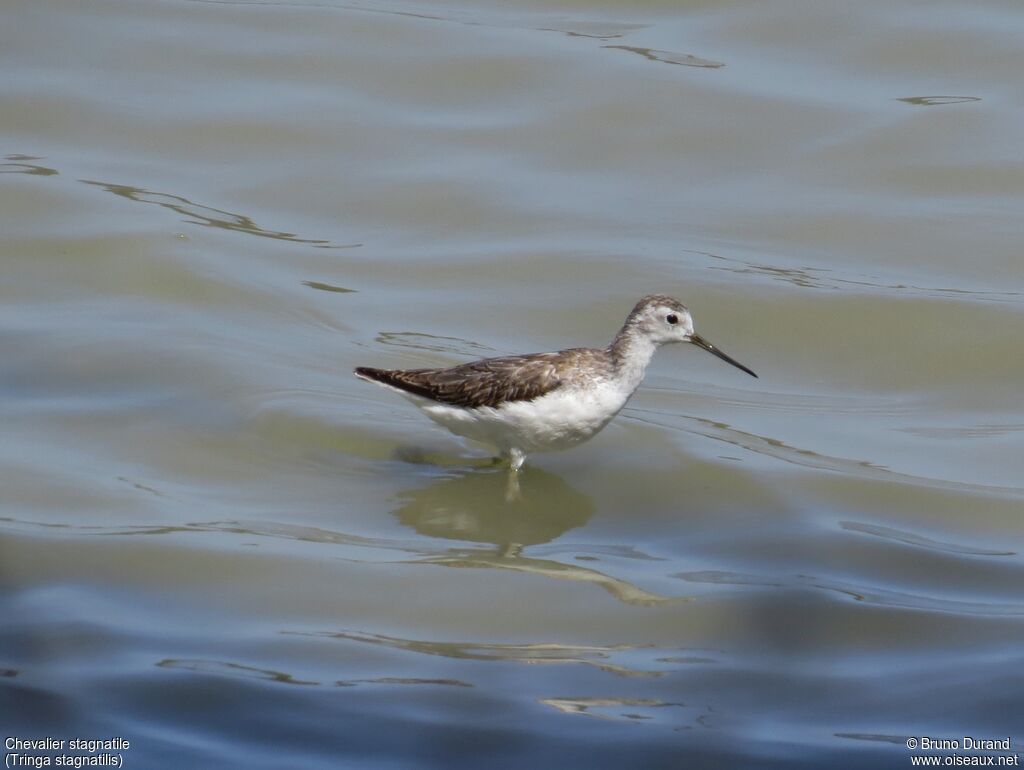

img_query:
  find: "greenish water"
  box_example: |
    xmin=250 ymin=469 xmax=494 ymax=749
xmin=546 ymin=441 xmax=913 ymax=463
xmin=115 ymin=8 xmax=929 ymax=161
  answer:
xmin=2 ymin=1 xmax=1023 ymax=768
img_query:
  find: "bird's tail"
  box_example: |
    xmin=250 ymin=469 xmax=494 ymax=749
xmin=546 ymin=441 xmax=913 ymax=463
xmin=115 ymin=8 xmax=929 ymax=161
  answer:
xmin=354 ymin=366 xmax=388 ymax=383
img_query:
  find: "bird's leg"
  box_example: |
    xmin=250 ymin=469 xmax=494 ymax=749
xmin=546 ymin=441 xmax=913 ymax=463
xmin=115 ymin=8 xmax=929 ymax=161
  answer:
xmin=508 ymin=448 xmax=526 ymax=472
xmin=504 ymin=448 xmax=526 ymax=502
xmin=498 ymin=543 xmax=523 ymax=559
xmin=504 ymin=471 xmax=521 ymax=502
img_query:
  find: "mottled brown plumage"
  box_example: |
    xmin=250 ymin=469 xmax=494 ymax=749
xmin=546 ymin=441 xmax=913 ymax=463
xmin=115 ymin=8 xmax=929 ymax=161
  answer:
xmin=354 ymin=347 xmax=614 ymax=409
xmin=355 ymin=296 xmax=695 ymax=410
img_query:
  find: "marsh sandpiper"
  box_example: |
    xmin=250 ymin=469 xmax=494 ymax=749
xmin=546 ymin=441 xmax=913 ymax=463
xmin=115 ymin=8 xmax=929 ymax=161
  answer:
xmin=356 ymin=295 xmax=756 ymax=480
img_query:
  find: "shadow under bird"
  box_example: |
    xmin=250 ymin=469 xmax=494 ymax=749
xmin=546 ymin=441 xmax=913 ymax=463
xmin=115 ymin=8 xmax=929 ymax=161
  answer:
xmin=355 ymin=294 xmax=757 ymax=473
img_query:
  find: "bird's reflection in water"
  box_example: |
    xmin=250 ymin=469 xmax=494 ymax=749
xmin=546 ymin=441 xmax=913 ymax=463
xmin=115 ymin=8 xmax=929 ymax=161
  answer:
xmin=394 ymin=465 xmax=592 ymax=549
xmin=393 ymin=466 xmax=683 ymax=606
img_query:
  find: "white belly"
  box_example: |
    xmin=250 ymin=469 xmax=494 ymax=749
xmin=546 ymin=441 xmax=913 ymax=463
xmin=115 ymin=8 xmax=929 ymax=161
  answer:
xmin=414 ymin=383 xmax=631 ymax=454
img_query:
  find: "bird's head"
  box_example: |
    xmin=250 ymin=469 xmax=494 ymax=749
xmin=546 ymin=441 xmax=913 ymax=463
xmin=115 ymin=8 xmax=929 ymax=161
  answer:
xmin=628 ymin=294 xmax=757 ymax=378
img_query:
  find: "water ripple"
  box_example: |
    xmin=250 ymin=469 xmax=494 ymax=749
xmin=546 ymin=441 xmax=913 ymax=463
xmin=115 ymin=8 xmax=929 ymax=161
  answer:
xmin=302 ymin=280 xmax=356 ymax=294
xmin=625 ymin=408 xmax=1024 ymax=500
xmin=603 ymin=45 xmax=724 ymax=69
xmin=540 ymin=697 xmax=695 ymax=727
xmin=896 ymin=96 xmax=982 ymax=106
xmin=1 ymin=154 xmax=58 ymax=176
xmin=80 ymin=179 xmax=358 ymax=249
xmin=840 ymin=520 xmax=1015 ymax=557
xmin=157 ymin=658 xmax=318 ymax=685
xmin=283 ymin=629 xmax=713 ymax=679
xmin=683 ymin=249 xmax=1021 ymax=303
xmin=676 ymin=570 xmax=1024 ymax=616
xmin=374 ymin=331 xmax=499 ymax=356
xmin=0 ymin=515 xmax=682 ymax=607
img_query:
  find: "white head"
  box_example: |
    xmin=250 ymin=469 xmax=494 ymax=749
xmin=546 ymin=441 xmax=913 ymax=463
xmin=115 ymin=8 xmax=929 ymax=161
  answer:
xmin=625 ymin=295 xmax=695 ymax=345
xmin=619 ymin=295 xmax=757 ymax=377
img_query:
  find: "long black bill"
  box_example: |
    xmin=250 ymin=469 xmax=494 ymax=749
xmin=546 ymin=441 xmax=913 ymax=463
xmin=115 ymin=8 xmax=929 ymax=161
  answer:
xmin=690 ymin=333 xmax=758 ymax=378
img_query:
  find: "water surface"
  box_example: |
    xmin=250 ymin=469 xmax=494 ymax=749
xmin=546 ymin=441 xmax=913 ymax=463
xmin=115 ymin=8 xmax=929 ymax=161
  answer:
xmin=3 ymin=0 xmax=1023 ymax=767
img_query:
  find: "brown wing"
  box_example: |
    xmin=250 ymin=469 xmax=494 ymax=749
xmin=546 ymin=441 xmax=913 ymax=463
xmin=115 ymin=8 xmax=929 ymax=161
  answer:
xmin=355 ymin=351 xmax=575 ymax=408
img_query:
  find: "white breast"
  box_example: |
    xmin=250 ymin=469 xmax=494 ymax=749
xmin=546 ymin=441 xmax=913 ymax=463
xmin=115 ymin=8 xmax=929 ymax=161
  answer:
xmin=416 ymin=380 xmax=632 ymax=454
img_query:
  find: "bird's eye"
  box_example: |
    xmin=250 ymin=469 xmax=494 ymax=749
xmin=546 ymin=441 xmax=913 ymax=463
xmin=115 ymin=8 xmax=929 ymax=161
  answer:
xmin=666 ymin=314 xmax=678 ymax=325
